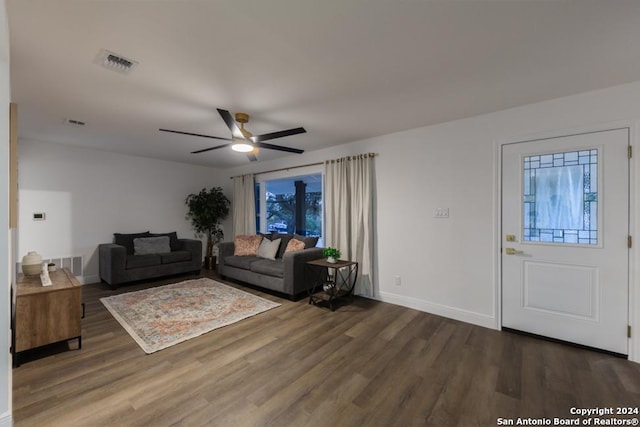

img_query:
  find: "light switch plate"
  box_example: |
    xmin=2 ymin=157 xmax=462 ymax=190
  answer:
xmin=433 ymin=208 xmax=449 ymax=218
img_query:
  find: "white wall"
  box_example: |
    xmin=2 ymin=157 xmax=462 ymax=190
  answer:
xmin=18 ymin=139 xmax=226 ymax=283
xmin=224 ymin=80 xmax=640 ymax=362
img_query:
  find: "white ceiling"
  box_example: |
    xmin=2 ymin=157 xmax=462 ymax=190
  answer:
xmin=8 ymin=0 xmax=640 ymax=169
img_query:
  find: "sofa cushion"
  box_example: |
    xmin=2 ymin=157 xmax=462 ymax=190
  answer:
xmin=126 ymin=254 xmax=161 ymax=269
xmin=114 ymin=231 xmax=151 ymax=255
xmin=234 ymin=235 xmax=263 ymax=256
xmin=160 ymin=250 xmax=192 ymax=264
xmin=284 ymin=238 xmax=305 ymax=254
xmin=249 ymin=259 xmax=284 ymax=278
xmin=224 ymin=255 xmax=261 ymax=270
xmin=134 ymin=236 xmax=171 ymax=255
xmin=150 ymin=231 xmax=179 ymax=251
xmin=294 ymin=234 xmax=320 ymax=249
xmin=257 ymin=238 xmax=281 ymax=260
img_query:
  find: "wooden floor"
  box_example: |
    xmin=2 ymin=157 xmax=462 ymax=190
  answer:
xmin=12 ymin=271 xmax=640 ymax=427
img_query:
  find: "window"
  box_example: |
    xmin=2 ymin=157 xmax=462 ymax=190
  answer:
xmin=255 ymin=168 xmax=323 ymax=245
xmin=523 ymin=149 xmax=598 ymax=245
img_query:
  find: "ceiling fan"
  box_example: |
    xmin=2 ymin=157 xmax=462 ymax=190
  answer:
xmin=159 ymin=109 xmax=306 ymax=162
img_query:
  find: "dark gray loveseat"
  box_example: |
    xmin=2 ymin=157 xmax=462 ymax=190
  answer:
xmin=99 ymin=231 xmax=202 ymax=288
xmin=218 ymin=233 xmax=323 ymax=299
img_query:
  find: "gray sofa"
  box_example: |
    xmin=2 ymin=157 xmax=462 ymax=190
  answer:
xmin=218 ymin=233 xmax=323 ymax=299
xmin=99 ymin=231 xmax=202 ymax=288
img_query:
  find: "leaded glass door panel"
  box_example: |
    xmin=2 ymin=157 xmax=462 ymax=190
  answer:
xmin=501 ymin=128 xmax=629 ymax=355
xmin=523 ymin=149 xmax=598 ymax=245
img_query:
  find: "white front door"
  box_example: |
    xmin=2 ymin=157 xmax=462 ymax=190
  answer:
xmin=501 ymin=128 xmax=629 ymax=355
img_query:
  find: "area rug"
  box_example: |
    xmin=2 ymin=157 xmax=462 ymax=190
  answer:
xmin=100 ymin=278 xmax=280 ymax=354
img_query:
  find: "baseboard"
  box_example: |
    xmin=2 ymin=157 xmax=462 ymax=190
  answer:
xmin=78 ymin=274 xmax=100 ymax=285
xmin=376 ymin=291 xmax=497 ymax=330
xmin=0 ymin=411 xmax=12 ymax=427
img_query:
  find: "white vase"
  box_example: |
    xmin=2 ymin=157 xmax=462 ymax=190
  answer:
xmin=22 ymin=251 xmax=43 ymax=276
xmin=327 ymin=256 xmax=336 ymax=264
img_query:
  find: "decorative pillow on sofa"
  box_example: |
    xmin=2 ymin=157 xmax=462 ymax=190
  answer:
xmin=284 ymin=238 xmax=305 ymax=254
xmin=294 ymin=234 xmax=319 ymax=249
xmin=150 ymin=231 xmax=179 ymax=251
xmin=133 ymin=236 xmax=171 ymax=255
xmin=257 ymin=238 xmax=281 ymax=260
xmin=114 ymin=231 xmax=151 ymax=255
xmin=234 ymin=235 xmax=263 ymax=256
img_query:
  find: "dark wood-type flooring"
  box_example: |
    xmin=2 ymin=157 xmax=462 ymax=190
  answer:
xmin=12 ymin=271 xmax=640 ymax=426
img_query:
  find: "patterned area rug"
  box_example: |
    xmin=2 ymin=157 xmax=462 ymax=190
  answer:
xmin=100 ymin=278 xmax=280 ymax=354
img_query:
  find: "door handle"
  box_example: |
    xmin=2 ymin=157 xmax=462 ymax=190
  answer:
xmin=505 ymin=248 xmax=524 ymax=255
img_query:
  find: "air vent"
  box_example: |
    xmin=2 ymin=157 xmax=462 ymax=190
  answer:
xmin=94 ymin=49 xmax=138 ymax=74
xmin=63 ymin=118 xmax=86 ymax=127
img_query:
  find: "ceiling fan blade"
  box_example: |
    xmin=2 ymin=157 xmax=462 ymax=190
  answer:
xmin=217 ymin=109 xmax=243 ymax=138
xmin=255 ymin=141 xmax=304 ymax=154
xmin=159 ymin=128 xmax=232 ymax=141
xmin=251 ymin=127 xmax=306 ymax=143
xmin=191 ymin=143 xmax=231 ymax=154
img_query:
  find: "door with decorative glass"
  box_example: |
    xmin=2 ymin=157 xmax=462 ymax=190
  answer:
xmin=501 ymin=128 xmax=629 ymax=355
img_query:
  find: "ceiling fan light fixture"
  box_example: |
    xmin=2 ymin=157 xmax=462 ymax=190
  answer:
xmin=163 ymin=108 xmax=306 ymax=158
xmin=231 ymin=141 xmax=254 ymax=152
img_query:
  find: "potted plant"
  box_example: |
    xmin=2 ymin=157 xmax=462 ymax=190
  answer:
xmin=185 ymin=187 xmax=231 ymax=270
xmin=322 ymin=247 xmax=341 ymax=263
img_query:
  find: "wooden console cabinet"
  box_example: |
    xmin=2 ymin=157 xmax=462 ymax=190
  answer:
xmin=14 ymin=268 xmax=82 ymax=363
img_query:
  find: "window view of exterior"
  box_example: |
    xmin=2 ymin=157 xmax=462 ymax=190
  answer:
xmin=256 ymin=173 xmax=322 ymax=243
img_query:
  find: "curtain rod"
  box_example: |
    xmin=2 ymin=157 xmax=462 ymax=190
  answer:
xmin=229 ymin=161 xmax=323 ymax=180
xmin=229 ymin=152 xmax=378 ymax=180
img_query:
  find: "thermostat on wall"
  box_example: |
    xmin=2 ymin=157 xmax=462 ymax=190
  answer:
xmin=32 ymin=212 xmax=46 ymax=221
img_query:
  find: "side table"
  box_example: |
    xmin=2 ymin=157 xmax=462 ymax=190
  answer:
xmin=307 ymin=258 xmax=358 ymax=311
xmin=14 ymin=268 xmax=83 ymax=366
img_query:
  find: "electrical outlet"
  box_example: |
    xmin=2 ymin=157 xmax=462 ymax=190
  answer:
xmin=395 ymin=275 xmax=401 ymax=286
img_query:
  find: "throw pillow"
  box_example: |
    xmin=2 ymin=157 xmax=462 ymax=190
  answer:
xmin=256 ymin=238 xmax=281 ymax=260
xmin=150 ymin=231 xmax=179 ymax=251
xmin=114 ymin=231 xmax=151 ymax=255
xmin=133 ymin=236 xmax=171 ymax=255
xmin=294 ymin=234 xmax=319 ymax=249
xmin=234 ymin=235 xmax=263 ymax=256
xmin=284 ymin=238 xmax=305 ymax=254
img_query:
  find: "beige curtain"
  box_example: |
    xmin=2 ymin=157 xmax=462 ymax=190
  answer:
xmin=325 ymin=153 xmax=375 ymax=296
xmin=232 ymin=174 xmax=256 ymax=236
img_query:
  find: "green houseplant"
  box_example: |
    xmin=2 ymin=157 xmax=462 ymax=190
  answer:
xmin=185 ymin=187 xmax=231 ymax=269
xmin=322 ymin=247 xmax=341 ymax=263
